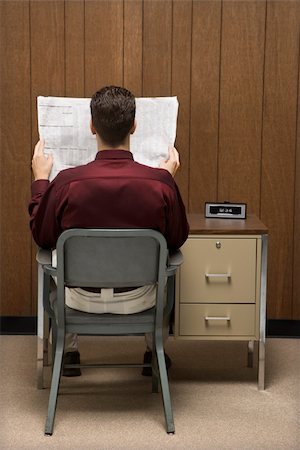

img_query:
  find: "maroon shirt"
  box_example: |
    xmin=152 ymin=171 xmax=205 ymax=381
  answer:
xmin=29 ymin=150 xmax=189 ymax=250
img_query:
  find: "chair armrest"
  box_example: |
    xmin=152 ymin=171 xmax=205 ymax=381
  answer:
xmin=36 ymin=248 xmax=52 ymax=265
xmin=166 ymin=249 xmax=183 ymax=277
xmin=166 ymin=266 xmax=177 ymax=277
xmin=43 ymin=264 xmax=57 ymax=277
xmin=168 ymin=249 xmax=183 ymax=267
xmin=42 ymin=265 xmax=57 ymax=319
xmin=164 ymin=250 xmax=183 ymax=315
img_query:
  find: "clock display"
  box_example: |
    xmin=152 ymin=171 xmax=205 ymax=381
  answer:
xmin=205 ymin=202 xmax=247 ymax=219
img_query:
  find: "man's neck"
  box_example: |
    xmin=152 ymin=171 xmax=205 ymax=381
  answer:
xmin=96 ymin=135 xmax=130 ymax=152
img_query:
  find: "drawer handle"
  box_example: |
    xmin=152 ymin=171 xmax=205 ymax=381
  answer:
xmin=205 ymin=273 xmax=231 ymax=279
xmin=205 ymin=316 xmax=231 ymax=321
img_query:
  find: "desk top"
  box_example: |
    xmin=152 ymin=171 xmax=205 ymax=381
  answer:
xmin=187 ymin=213 xmax=268 ymax=235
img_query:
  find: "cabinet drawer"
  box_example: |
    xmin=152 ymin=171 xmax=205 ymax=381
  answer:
xmin=180 ymin=238 xmax=257 ymax=303
xmin=179 ymin=304 xmax=255 ymax=336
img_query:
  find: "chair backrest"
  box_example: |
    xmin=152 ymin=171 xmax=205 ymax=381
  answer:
xmin=56 ymin=229 xmax=167 ymax=289
xmin=56 ymin=228 xmax=168 ymax=288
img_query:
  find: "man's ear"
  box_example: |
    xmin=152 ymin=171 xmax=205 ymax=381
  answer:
xmin=90 ymin=120 xmax=96 ymax=135
xmin=130 ymin=120 xmax=137 ymax=135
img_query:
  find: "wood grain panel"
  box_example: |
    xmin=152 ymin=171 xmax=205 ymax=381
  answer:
xmin=293 ymin=54 xmax=300 ymax=319
xmin=65 ymin=0 xmax=85 ymax=97
xmin=30 ymin=0 xmax=65 ymax=142
xmin=30 ymin=0 xmax=65 ymax=314
xmin=171 ymin=0 xmax=192 ymax=207
xmin=0 ymin=1 xmax=32 ymax=315
xmin=261 ymin=0 xmax=300 ymax=319
xmin=84 ymin=0 xmax=123 ymax=96
xmin=189 ymin=0 xmax=221 ymax=213
xmin=124 ymin=0 xmax=143 ymax=96
xmin=142 ymin=0 xmax=172 ymax=96
xmin=218 ymin=1 xmax=266 ymax=215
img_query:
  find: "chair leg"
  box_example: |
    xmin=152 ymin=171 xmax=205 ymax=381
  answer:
xmin=151 ymin=352 xmax=159 ymax=394
xmin=43 ymin=300 xmax=52 ymax=369
xmin=247 ymin=340 xmax=255 ymax=368
xmin=37 ymin=312 xmax=51 ymax=389
xmin=51 ymin=321 xmax=57 ymax=368
xmin=155 ymin=343 xmax=175 ymax=434
xmin=44 ymin=333 xmax=64 ymax=435
xmin=150 ymin=333 xmax=159 ymax=393
xmin=37 ymin=336 xmax=44 ymax=390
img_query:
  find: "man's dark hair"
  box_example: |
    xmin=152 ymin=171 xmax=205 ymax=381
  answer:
xmin=90 ymin=86 xmax=136 ymax=147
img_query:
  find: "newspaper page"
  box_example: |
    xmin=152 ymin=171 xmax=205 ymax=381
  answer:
xmin=37 ymin=96 xmax=178 ymax=181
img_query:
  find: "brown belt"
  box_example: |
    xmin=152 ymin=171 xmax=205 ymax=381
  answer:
xmin=82 ymin=287 xmax=141 ymax=294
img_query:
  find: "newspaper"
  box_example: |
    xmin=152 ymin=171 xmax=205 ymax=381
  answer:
xmin=37 ymin=96 xmax=178 ymax=181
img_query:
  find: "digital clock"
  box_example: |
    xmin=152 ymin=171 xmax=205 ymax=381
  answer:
xmin=205 ymin=202 xmax=247 ymax=219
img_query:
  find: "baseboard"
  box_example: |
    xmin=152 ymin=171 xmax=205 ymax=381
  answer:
xmin=0 ymin=316 xmax=299 ymax=337
xmin=0 ymin=316 xmax=37 ymax=335
xmin=266 ymin=320 xmax=300 ymax=338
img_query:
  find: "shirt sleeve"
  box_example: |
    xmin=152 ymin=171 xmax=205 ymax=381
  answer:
xmin=163 ymin=179 xmax=189 ymax=251
xmin=28 ymin=179 xmax=65 ymax=249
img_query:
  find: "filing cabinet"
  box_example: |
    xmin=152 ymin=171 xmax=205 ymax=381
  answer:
xmin=174 ymin=214 xmax=268 ymax=389
xmin=176 ymin=236 xmax=260 ymax=339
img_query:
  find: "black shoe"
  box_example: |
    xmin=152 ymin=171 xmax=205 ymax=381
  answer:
xmin=141 ymin=351 xmax=172 ymax=376
xmin=62 ymin=351 xmax=82 ymax=377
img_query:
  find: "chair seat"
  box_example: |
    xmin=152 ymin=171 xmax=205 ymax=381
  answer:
xmin=65 ymin=306 xmax=156 ymax=335
xmin=65 ymin=305 xmax=155 ymax=324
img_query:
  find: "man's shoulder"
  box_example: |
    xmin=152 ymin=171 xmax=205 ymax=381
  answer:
xmin=51 ymin=162 xmax=92 ymax=188
xmin=133 ymin=162 xmax=176 ymax=190
xmin=51 ymin=159 xmax=176 ymax=192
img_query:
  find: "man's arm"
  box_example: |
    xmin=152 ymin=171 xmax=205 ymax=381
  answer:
xmin=164 ymin=182 xmax=189 ymax=251
xmin=159 ymin=146 xmax=189 ymax=250
xmin=31 ymin=139 xmax=53 ymax=181
xmin=159 ymin=145 xmax=180 ymax=177
xmin=29 ymin=140 xmax=62 ymax=249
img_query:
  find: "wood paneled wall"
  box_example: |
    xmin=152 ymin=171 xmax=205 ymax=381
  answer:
xmin=1 ymin=0 xmax=299 ymax=319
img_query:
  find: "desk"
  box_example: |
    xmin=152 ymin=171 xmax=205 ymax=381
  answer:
xmin=175 ymin=213 xmax=268 ymax=390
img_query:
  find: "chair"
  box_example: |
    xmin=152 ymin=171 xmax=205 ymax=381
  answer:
xmin=36 ymin=248 xmax=52 ymax=390
xmin=42 ymin=228 xmax=180 ymax=435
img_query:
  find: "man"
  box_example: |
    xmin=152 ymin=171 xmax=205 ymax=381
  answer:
xmin=29 ymin=86 xmax=189 ymax=376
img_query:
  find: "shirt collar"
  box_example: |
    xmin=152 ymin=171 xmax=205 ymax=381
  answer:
xmin=95 ymin=150 xmax=134 ymax=161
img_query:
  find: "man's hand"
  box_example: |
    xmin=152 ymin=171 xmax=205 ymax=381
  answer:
xmin=31 ymin=139 xmax=53 ymax=181
xmin=159 ymin=145 xmax=180 ymax=177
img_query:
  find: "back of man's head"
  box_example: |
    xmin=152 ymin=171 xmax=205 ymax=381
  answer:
xmin=90 ymin=86 xmax=136 ymax=147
